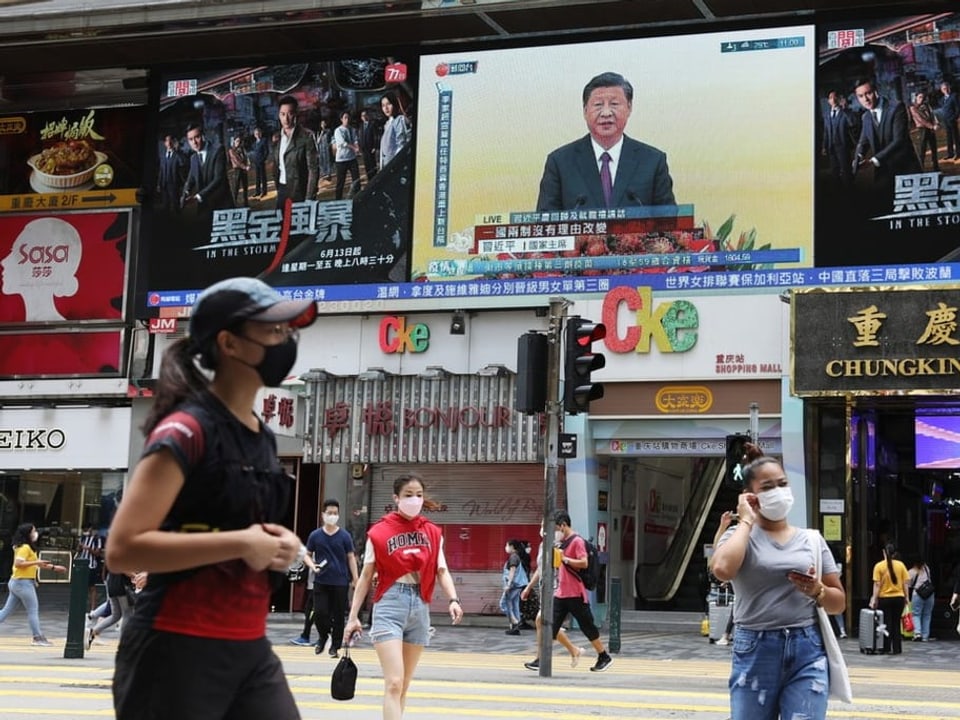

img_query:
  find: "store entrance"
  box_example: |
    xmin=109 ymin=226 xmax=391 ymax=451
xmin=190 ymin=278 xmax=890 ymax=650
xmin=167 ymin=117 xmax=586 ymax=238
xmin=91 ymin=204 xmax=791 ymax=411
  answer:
xmin=818 ymin=402 xmax=960 ymax=638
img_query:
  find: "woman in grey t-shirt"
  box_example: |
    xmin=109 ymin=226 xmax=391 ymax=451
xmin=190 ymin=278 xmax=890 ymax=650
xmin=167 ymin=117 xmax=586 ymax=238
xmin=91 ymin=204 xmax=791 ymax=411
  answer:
xmin=712 ymin=444 xmax=846 ymax=720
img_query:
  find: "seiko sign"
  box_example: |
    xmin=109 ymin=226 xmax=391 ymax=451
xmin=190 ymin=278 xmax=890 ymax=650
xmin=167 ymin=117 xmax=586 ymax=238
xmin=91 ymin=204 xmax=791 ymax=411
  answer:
xmin=0 ymin=428 xmax=66 ymax=450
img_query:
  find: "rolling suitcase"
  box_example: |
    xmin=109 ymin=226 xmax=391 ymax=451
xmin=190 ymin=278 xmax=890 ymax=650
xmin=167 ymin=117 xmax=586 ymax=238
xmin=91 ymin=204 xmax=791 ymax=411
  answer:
xmin=709 ymin=601 xmax=733 ymax=643
xmin=708 ymin=585 xmax=733 ymax=643
xmin=858 ymin=608 xmax=883 ymax=654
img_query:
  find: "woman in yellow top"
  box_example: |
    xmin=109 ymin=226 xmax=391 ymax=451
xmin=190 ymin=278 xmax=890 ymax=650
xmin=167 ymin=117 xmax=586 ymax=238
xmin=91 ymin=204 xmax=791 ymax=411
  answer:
xmin=869 ymin=543 xmax=910 ymax=655
xmin=0 ymin=523 xmax=66 ymax=646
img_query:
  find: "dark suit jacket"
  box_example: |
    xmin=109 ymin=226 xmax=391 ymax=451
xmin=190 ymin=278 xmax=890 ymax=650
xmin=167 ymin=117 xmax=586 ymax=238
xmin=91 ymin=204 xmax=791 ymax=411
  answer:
xmin=536 ymin=134 xmax=675 ymax=211
xmin=272 ymin=125 xmax=319 ymax=203
xmin=184 ymin=143 xmax=232 ymax=209
xmin=941 ymin=93 xmax=960 ymax=124
xmin=158 ymin=148 xmax=186 ymax=202
xmin=854 ymin=99 xmax=921 ymax=180
xmin=823 ymin=108 xmax=854 ymax=156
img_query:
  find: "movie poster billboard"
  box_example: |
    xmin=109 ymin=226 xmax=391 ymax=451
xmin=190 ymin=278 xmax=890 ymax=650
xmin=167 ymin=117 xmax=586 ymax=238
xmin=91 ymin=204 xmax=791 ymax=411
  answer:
xmin=0 ymin=210 xmax=129 ymax=324
xmin=0 ymin=106 xmax=145 ymax=208
xmin=141 ymin=57 xmax=416 ymax=314
xmin=816 ymin=13 xmax=960 ymax=267
xmin=411 ymin=26 xmax=814 ymax=285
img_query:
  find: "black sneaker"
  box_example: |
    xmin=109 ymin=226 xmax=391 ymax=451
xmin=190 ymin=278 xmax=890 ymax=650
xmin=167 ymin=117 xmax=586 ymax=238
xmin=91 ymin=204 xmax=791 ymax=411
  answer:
xmin=590 ymin=652 xmax=613 ymax=672
xmin=329 ymin=647 xmax=339 ymax=658
xmin=505 ymin=626 xmax=520 ymax=636
xmin=315 ymin=643 xmax=323 ymax=655
xmin=523 ymin=658 xmax=539 ymax=671
xmin=86 ymin=629 xmax=95 ymax=651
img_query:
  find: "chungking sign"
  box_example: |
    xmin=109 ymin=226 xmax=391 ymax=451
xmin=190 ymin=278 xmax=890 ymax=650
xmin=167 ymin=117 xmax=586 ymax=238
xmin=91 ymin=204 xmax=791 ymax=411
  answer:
xmin=792 ymin=286 xmax=960 ymax=395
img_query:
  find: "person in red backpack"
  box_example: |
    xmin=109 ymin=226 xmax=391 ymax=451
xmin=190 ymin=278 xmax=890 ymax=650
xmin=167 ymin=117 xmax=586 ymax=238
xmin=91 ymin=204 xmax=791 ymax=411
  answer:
xmin=343 ymin=473 xmax=462 ymax=720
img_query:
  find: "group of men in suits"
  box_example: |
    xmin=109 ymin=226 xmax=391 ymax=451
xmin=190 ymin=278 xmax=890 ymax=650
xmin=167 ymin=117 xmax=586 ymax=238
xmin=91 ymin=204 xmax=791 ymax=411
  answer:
xmin=822 ymin=77 xmax=960 ymax=193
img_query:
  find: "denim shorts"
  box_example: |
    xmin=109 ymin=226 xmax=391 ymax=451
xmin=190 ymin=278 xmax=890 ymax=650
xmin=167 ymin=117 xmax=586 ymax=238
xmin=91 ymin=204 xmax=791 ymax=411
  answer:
xmin=370 ymin=583 xmax=431 ymax=646
xmin=729 ymin=624 xmax=828 ymax=720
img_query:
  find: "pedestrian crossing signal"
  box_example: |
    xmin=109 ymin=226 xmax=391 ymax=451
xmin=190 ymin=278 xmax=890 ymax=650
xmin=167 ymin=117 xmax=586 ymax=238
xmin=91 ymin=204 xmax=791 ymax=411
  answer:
xmin=725 ymin=434 xmax=750 ymax=488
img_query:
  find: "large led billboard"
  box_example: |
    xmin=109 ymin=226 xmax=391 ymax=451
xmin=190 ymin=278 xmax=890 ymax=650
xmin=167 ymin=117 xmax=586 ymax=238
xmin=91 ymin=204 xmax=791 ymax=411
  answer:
xmin=816 ymin=12 xmax=960 ymax=267
xmin=412 ymin=26 xmax=815 ymax=286
xmin=140 ymin=57 xmax=416 ymax=314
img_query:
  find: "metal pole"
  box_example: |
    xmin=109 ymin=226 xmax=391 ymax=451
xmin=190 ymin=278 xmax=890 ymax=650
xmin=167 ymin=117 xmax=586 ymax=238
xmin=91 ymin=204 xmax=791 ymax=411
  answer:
xmin=63 ymin=557 xmax=89 ymax=659
xmin=608 ymin=576 xmax=622 ymax=654
xmin=749 ymin=402 xmax=760 ymax=444
xmin=539 ymin=296 xmax=567 ymax=678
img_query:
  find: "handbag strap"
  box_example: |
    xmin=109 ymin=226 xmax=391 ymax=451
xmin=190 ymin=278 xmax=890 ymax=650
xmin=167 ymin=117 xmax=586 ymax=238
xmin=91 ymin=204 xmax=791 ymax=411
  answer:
xmin=807 ymin=529 xmax=822 ymax=580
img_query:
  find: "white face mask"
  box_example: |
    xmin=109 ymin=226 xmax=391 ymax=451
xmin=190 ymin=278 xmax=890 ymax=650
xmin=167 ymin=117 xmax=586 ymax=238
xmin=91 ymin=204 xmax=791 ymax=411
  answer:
xmin=30 ymin=531 xmax=38 ymax=543
xmin=757 ymin=485 xmax=794 ymax=521
xmin=323 ymin=513 xmax=339 ymax=527
xmin=397 ymin=496 xmax=424 ymax=518
xmin=554 ymin=530 xmax=564 ymax=543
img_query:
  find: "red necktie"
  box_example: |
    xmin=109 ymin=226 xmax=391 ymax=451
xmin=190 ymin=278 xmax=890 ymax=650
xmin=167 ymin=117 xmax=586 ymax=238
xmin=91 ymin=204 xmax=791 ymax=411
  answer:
xmin=600 ymin=152 xmax=613 ymax=208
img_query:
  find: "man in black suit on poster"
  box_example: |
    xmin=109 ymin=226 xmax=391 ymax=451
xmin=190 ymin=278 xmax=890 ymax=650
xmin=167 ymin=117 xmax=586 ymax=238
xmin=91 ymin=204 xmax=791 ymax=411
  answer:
xmin=536 ymin=71 xmax=675 ymax=211
xmin=822 ymin=90 xmax=855 ymax=187
xmin=182 ymin=122 xmax=232 ymax=213
xmin=157 ymin=133 xmax=187 ymax=212
xmin=851 ymin=78 xmax=921 ymax=185
xmin=359 ymin=108 xmax=380 ymax=181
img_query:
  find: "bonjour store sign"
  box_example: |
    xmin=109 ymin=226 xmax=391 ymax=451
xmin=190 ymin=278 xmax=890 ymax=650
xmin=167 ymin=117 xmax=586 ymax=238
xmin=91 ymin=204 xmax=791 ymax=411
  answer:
xmin=792 ymin=286 xmax=960 ymax=395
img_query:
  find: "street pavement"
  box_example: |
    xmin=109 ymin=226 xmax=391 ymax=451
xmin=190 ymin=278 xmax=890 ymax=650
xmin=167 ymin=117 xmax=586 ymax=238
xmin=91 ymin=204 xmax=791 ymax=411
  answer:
xmin=0 ymin=604 xmax=959 ymax=718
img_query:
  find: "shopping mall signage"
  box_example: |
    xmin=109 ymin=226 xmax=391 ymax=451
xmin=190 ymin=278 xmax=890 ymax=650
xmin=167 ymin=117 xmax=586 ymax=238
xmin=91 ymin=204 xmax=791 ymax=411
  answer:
xmin=793 ymin=286 xmax=960 ymax=395
xmin=378 ymin=315 xmax=430 ymax=354
xmin=601 ymin=286 xmax=699 ymax=354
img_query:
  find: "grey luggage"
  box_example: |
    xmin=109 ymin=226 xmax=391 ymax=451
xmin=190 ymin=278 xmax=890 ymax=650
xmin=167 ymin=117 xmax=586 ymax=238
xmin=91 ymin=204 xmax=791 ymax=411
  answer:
xmin=858 ymin=607 xmax=883 ymax=654
xmin=709 ymin=601 xmax=733 ymax=642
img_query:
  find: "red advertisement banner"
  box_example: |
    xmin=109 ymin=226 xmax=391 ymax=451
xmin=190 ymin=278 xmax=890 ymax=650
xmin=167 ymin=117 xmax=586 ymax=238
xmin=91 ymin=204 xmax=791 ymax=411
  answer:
xmin=0 ymin=211 xmax=128 ymax=324
xmin=0 ymin=330 xmax=123 ymax=376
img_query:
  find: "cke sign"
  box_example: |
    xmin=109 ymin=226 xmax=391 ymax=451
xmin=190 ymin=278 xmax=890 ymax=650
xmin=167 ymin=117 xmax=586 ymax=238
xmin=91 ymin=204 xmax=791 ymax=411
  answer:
xmin=601 ymin=286 xmax=698 ymax=354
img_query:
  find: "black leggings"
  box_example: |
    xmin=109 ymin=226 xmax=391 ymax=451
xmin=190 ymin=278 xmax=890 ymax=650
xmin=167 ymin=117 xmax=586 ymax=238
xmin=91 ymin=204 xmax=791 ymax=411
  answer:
xmin=877 ymin=595 xmax=905 ymax=654
xmin=552 ymin=595 xmax=600 ymax=642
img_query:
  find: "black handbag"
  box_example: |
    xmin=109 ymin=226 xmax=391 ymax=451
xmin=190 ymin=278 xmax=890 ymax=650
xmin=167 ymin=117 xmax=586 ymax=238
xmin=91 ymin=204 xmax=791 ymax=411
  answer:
xmin=915 ymin=579 xmax=935 ymax=600
xmin=331 ymin=647 xmax=358 ymax=701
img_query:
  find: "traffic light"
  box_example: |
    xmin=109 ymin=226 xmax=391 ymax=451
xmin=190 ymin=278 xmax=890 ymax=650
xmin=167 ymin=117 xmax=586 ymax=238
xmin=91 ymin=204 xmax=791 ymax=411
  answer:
xmin=563 ymin=317 xmax=606 ymax=415
xmin=725 ymin=433 xmax=751 ymax=487
xmin=516 ymin=332 xmax=547 ymax=414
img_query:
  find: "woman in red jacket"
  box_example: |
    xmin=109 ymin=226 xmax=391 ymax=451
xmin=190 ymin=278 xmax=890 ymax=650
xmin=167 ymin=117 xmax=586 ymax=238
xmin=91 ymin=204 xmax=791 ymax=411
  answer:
xmin=344 ymin=473 xmax=462 ymax=720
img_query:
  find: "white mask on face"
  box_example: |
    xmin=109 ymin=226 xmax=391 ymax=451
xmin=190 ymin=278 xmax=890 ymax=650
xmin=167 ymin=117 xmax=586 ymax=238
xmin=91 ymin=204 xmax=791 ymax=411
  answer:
xmin=554 ymin=530 xmax=564 ymax=543
xmin=323 ymin=513 xmax=339 ymax=527
xmin=757 ymin=485 xmax=794 ymax=521
xmin=30 ymin=531 xmax=38 ymax=543
xmin=505 ymin=544 xmax=511 ymax=554
xmin=397 ymin=496 xmax=424 ymax=518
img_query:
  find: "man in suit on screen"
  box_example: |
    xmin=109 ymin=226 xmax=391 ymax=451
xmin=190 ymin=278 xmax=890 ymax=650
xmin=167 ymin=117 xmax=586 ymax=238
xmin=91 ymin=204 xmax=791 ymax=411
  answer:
xmin=536 ymin=72 xmax=675 ymax=211
xmin=182 ymin=122 xmax=232 ymax=213
xmin=851 ymin=77 xmax=920 ymax=185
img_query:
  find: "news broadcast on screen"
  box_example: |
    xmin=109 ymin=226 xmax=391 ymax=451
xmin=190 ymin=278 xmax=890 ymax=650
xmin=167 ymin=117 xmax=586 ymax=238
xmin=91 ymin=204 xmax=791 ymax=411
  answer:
xmin=411 ymin=25 xmax=815 ymax=287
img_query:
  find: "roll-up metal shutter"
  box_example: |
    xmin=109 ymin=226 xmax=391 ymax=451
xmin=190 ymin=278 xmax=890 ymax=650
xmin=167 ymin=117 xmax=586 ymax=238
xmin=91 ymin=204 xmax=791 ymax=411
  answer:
xmin=369 ymin=463 xmax=566 ymax=615
xmin=370 ymin=464 xmax=565 ymax=523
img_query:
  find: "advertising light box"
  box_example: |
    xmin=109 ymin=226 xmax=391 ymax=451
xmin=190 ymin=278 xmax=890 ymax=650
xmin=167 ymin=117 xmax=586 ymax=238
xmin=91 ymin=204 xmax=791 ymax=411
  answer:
xmin=141 ymin=56 xmax=416 ymax=314
xmin=816 ymin=12 xmax=960 ymax=268
xmin=0 ymin=106 xmax=145 ymax=212
xmin=412 ymin=26 xmax=815 ymax=285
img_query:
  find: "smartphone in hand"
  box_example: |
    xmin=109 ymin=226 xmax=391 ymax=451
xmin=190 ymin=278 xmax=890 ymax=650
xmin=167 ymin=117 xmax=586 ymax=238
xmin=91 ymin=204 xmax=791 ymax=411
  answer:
xmin=786 ymin=570 xmax=815 ymax=582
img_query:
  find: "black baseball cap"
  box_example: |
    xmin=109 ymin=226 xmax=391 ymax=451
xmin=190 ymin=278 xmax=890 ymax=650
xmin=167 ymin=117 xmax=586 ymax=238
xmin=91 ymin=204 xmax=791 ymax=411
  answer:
xmin=188 ymin=277 xmax=317 ymax=350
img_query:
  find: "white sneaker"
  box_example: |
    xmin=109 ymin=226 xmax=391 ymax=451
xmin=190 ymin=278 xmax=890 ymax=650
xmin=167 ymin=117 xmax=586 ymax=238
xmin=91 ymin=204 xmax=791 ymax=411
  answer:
xmin=571 ymin=647 xmax=585 ymax=668
xmin=715 ymin=637 xmax=730 ymax=646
